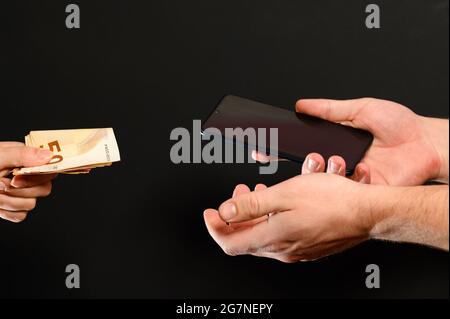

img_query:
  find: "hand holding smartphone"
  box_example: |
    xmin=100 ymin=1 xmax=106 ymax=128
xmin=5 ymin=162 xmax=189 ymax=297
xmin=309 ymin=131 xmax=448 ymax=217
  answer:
xmin=202 ymin=95 xmax=373 ymax=175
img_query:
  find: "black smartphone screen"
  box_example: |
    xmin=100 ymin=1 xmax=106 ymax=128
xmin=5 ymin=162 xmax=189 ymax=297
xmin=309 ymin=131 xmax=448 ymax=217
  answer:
xmin=202 ymin=95 xmax=373 ymax=174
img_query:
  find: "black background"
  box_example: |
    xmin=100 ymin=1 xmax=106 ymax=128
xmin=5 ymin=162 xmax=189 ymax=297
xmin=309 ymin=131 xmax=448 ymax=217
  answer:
xmin=0 ymin=0 xmax=448 ymax=298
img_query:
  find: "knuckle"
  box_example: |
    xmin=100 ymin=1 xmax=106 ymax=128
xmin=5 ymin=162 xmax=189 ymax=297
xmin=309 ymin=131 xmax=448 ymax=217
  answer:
xmin=360 ymin=97 xmax=372 ymax=103
xmin=325 ymin=100 xmax=333 ymax=120
xmin=247 ymin=196 xmax=261 ymax=219
xmin=359 ymin=97 xmax=376 ymax=109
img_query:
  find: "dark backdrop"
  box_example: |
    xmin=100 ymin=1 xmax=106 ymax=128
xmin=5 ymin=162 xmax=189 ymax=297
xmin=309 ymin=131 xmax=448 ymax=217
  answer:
xmin=0 ymin=0 xmax=448 ymax=298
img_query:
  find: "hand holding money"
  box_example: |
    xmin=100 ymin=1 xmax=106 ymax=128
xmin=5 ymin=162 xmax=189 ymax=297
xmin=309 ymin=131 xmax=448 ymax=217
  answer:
xmin=0 ymin=143 xmax=55 ymax=223
xmin=13 ymin=128 xmax=121 ymax=175
xmin=0 ymin=128 xmax=119 ymax=222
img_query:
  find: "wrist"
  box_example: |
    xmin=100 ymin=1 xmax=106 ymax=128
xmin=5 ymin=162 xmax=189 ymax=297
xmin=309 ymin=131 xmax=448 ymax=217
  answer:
xmin=420 ymin=116 xmax=449 ymax=183
xmin=354 ymin=183 xmax=390 ymax=237
xmin=356 ymin=184 xmax=402 ymax=239
xmin=364 ymin=184 xmax=449 ymax=249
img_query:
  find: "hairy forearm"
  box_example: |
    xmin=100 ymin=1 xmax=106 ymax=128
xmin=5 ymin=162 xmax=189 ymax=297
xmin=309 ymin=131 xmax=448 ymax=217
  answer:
xmin=422 ymin=116 xmax=449 ymax=183
xmin=366 ymin=184 xmax=449 ymax=250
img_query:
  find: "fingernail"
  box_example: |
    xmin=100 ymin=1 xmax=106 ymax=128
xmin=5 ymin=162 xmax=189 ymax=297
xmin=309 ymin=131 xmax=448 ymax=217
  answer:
xmin=328 ymin=160 xmax=341 ymax=174
xmin=38 ymin=149 xmax=53 ymax=161
xmin=220 ymin=202 xmax=237 ymax=221
xmin=0 ymin=181 xmax=6 ymax=191
xmin=251 ymin=150 xmax=258 ymax=161
xmin=10 ymin=179 xmax=19 ymax=188
xmin=305 ymin=157 xmax=319 ymax=173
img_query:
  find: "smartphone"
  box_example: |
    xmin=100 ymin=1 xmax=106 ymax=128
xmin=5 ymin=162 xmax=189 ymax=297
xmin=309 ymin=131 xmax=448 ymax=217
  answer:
xmin=201 ymin=95 xmax=373 ymax=175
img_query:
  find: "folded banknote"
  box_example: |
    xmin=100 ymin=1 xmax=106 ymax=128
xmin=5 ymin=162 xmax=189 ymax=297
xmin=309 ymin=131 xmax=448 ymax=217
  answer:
xmin=13 ymin=128 xmax=121 ymax=175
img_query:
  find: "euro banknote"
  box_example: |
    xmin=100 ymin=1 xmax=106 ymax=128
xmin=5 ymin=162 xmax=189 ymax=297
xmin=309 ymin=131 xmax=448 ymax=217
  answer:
xmin=13 ymin=128 xmax=120 ymax=175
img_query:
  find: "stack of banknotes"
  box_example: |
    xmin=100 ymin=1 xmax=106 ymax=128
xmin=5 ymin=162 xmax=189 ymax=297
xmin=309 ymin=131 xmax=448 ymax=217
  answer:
xmin=13 ymin=128 xmax=121 ymax=175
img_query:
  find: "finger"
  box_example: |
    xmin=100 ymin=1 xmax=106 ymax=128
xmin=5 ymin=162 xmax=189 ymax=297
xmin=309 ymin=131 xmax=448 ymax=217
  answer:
xmin=1 ymin=178 xmax=52 ymax=198
xmin=251 ymin=150 xmax=287 ymax=163
xmin=204 ymin=209 xmax=275 ymax=256
xmin=0 ymin=146 xmax=53 ymax=169
xmin=230 ymin=184 xmax=250 ymax=226
xmin=252 ymin=183 xmax=271 ymax=220
xmin=295 ymin=98 xmax=369 ymax=128
xmin=229 ymin=184 xmax=268 ymax=228
xmin=10 ymin=174 xmax=57 ymax=188
xmin=0 ymin=194 xmax=36 ymax=212
xmin=0 ymin=209 xmax=28 ymax=223
xmin=232 ymin=184 xmax=251 ymax=198
xmin=218 ymin=183 xmax=288 ymax=223
xmin=254 ymin=184 xmax=267 ymax=191
xmin=254 ymin=183 xmax=279 ymax=219
xmin=301 ymin=153 xmax=325 ymax=174
xmin=204 ymin=208 xmax=232 ymax=235
xmin=326 ymin=155 xmax=346 ymax=176
xmin=351 ymin=163 xmax=371 ymax=184
xmin=0 ymin=142 xmax=25 ymax=148
xmin=204 ymin=208 xmax=267 ymax=242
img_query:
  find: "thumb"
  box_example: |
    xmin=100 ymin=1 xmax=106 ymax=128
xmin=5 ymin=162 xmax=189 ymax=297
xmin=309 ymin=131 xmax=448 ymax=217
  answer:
xmin=218 ymin=185 xmax=286 ymax=223
xmin=296 ymin=98 xmax=368 ymax=127
xmin=0 ymin=146 xmax=53 ymax=169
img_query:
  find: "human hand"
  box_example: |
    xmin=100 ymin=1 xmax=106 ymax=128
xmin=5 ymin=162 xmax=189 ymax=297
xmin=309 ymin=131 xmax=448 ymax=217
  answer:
xmin=255 ymin=98 xmax=448 ymax=186
xmin=0 ymin=142 xmax=57 ymax=223
xmin=204 ymin=173 xmax=374 ymax=262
